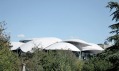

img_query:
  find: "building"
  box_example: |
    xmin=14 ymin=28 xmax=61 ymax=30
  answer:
xmin=10 ymin=37 xmax=104 ymax=59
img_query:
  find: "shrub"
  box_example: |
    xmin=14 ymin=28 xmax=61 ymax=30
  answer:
xmin=25 ymin=50 xmax=83 ymax=71
xmin=82 ymin=57 xmax=112 ymax=71
xmin=0 ymin=47 xmax=21 ymax=71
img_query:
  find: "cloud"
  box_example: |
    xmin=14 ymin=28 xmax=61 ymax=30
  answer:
xmin=17 ymin=34 xmax=25 ymax=38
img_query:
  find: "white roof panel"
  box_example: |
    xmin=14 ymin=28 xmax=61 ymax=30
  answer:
xmin=20 ymin=37 xmax=62 ymax=52
xmin=10 ymin=42 xmax=24 ymax=50
xmin=82 ymin=43 xmax=104 ymax=53
xmin=65 ymin=39 xmax=90 ymax=44
xmin=45 ymin=42 xmax=80 ymax=51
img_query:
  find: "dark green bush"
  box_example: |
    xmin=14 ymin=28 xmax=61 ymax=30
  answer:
xmin=82 ymin=45 xmax=119 ymax=71
xmin=82 ymin=57 xmax=112 ymax=71
xmin=25 ymin=50 xmax=83 ymax=71
xmin=0 ymin=47 xmax=21 ymax=71
xmin=104 ymin=48 xmax=119 ymax=71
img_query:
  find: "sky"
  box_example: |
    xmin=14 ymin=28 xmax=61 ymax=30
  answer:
xmin=0 ymin=0 xmax=119 ymax=44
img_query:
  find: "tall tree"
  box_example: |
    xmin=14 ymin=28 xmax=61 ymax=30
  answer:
xmin=0 ymin=21 xmax=21 ymax=71
xmin=107 ymin=1 xmax=119 ymax=46
xmin=0 ymin=21 xmax=10 ymax=49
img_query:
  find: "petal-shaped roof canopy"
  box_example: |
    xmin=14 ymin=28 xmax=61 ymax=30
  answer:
xmin=82 ymin=43 xmax=104 ymax=51
xmin=65 ymin=39 xmax=90 ymax=44
xmin=10 ymin=42 xmax=24 ymax=50
xmin=64 ymin=39 xmax=90 ymax=50
xmin=20 ymin=37 xmax=62 ymax=52
xmin=81 ymin=43 xmax=104 ymax=54
xmin=64 ymin=39 xmax=104 ymax=53
xmin=45 ymin=42 xmax=80 ymax=51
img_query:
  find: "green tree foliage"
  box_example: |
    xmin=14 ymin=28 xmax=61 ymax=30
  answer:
xmin=106 ymin=1 xmax=119 ymax=46
xmin=0 ymin=47 xmax=21 ymax=71
xmin=99 ymin=47 xmax=119 ymax=71
xmin=82 ymin=56 xmax=112 ymax=71
xmin=106 ymin=2 xmax=119 ymax=21
xmin=22 ymin=50 xmax=83 ymax=71
xmin=0 ymin=21 xmax=10 ymax=49
xmin=0 ymin=21 xmax=21 ymax=71
xmin=82 ymin=45 xmax=119 ymax=71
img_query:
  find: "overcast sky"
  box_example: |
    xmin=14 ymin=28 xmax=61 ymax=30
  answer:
xmin=0 ymin=0 xmax=119 ymax=44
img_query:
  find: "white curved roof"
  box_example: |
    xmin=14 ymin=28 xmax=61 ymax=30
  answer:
xmin=65 ymin=39 xmax=90 ymax=45
xmin=64 ymin=39 xmax=104 ymax=53
xmin=10 ymin=42 xmax=24 ymax=50
xmin=82 ymin=43 xmax=104 ymax=50
xmin=45 ymin=42 xmax=80 ymax=51
xmin=20 ymin=37 xmax=62 ymax=52
xmin=64 ymin=39 xmax=91 ymax=50
xmin=82 ymin=43 xmax=104 ymax=53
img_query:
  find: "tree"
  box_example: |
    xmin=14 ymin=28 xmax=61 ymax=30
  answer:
xmin=106 ymin=1 xmax=119 ymax=46
xmin=0 ymin=21 xmax=10 ymax=49
xmin=25 ymin=50 xmax=83 ymax=71
xmin=0 ymin=21 xmax=21 ymax=71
